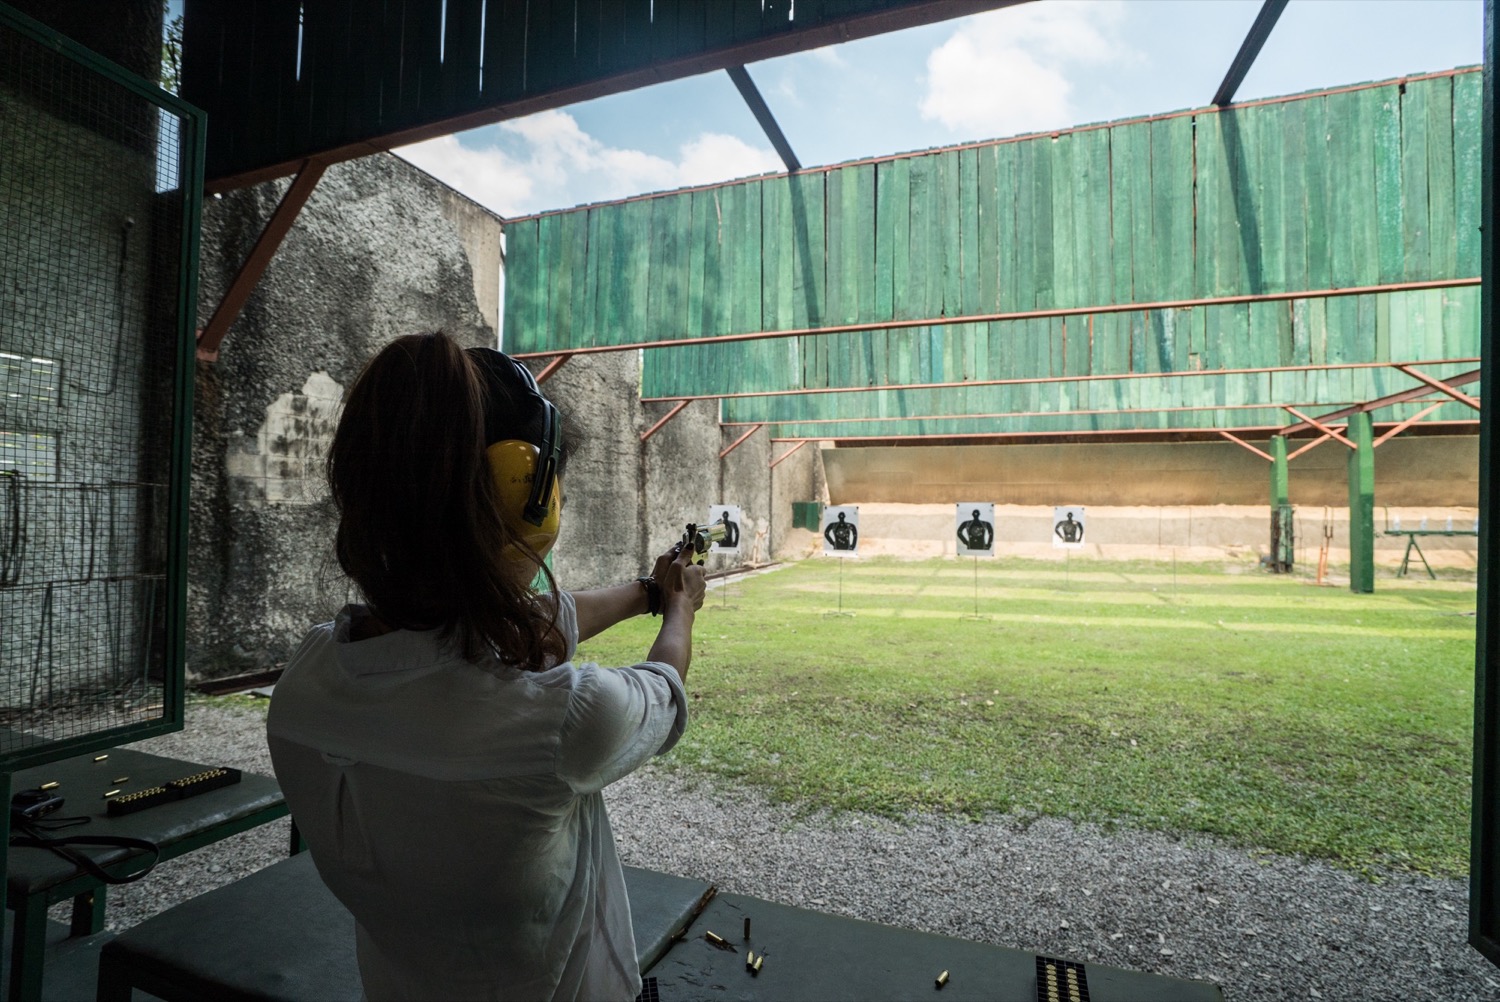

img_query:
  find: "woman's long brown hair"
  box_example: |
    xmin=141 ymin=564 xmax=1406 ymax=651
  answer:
xmin=327 ymin=332 xmax=566 ymax=667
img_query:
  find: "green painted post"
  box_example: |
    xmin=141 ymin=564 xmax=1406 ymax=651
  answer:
xmin=1270 ymin=435 xmax=1289 ymax=508
xmin=1269 ymin=435 xmax=1293 ymax=571
xmin=1346 ymin=412 xmax=1375 ymax=593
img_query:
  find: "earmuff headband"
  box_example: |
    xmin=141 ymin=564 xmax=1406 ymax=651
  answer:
xmin=467 ymin=348 xmax=563 ymax=528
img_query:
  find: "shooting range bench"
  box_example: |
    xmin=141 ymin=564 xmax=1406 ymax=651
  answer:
xmin=1384 ymin=526 xmax=1480 ymax=579
xmin=5 ymin=747 xmax=289 ymax=1002
xmin=94 ymin=855 xmax=1223 ymax=1002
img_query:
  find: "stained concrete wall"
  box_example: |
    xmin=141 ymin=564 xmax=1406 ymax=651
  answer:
xmin=538 ymin=356 xmax=803 ymax=586
xmin=189 ymin=154 xmax=494 ymax=676
xmin=823 ymin=437 xmax=1478 ymax=508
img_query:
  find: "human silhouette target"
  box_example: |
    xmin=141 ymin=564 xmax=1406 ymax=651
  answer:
xmin=821 ymin=506 xmax=859 ymax=555
xmin=1052 ymin=506 xmax=1086 ymax=549
xmin=707 ymin=505 xmax=742 ymax=553
xmin=955 ymin=503 xmax=996 ymax=556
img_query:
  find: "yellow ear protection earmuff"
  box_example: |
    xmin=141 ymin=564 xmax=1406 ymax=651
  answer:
xmin=466 ymin=348 xmax=562 ymax=556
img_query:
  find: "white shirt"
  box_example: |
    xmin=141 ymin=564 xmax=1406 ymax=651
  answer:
xmin=266 ymin=593 xmax=687 ymax=1002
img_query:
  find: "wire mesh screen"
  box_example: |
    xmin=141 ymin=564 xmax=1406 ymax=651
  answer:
xmin=0 ymin=9 xmax=198 ymax=764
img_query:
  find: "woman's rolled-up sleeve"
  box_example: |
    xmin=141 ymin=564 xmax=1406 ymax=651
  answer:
xmin=556 ymin=662 xmax=688 ymax=794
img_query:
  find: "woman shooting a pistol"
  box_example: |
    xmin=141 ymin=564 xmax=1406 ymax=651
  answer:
xmin=267 ymin=332 xmax=705 ymax=1001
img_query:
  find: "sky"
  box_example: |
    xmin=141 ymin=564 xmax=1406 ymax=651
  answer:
xmin=393 ymin=0 xmax=1486 ymax=220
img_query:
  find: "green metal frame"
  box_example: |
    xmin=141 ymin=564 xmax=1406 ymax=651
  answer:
xmin=1471 ymin=0 xmax=1499 ymax=970
xmin=0 ymin=1 xmax=205 ymax=770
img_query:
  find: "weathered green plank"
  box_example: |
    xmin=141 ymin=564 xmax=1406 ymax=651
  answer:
xmin=825 ymin=168 xmax=848 ymax=325
xmin=892 ymin=156 xmax=918 ymax=321
xmin=501 ymin=217 xmax=539 ymax=350
xmin=958 ymin=147 xmax=982 ymax=317
xmin=1375 ymin=84 xmax=1406 ymax=283
xmin=539 ymin=212 xmax=571 ymax=346
xmin=1153 ymin=115 xmax=1194 ymax=301
xmin=1399 ymin=79 xmax=1431 ymax=281
xmin=1351 ymin=88 xmax=1383 ymax=287
xmin=1425 ymin=76 xmax=1457 ymax=279
xmin=974 ymin=145 xmax=999 ymax=313
xmin=684 ymin=189 xmax=712 ymax=337
xmin=619 ymin=198 xmax=653 ymax=342
xmin=760 ymin=178 xmax=788 ymax=330
xmin=1029 ymin=137 xmax=1054 ymax=308
xmin=938 ymin=150 xmax=962 ymax=316
xmin=1280 ymin=98 xmax=1309 ymax=290
xmin=1252 ymin=103 xmax=1285 ymax=293
xmin=873 ymin=160 xmax=899 ymax=322
xmin=733 ymin=181 xmax=763 ymax=335
xmin=1116 ymin=122 xmax=1134 ymax=301
xmin=1452 ymin=69 xmax=1482 ymax=275
xmin=789 ymin=171 xmax=826 ymax=328
xmin=904 ymin=155 xmax=935 ymax=319
xmin=1079 ymin=126 xmax=1113 ymax=306
xmin=851 ymin=163 xmax=877 ymax=324
xmin=1050 ymin=133 xmax=1079 ymax=306
xmin=1303 ymin=95 xmax=1332 ymax=290
xmin=994 ymin=141 xmax=1020 ymax=312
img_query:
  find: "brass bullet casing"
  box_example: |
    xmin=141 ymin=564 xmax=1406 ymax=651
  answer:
xmin=752 ymin=956 xmax=763 ymax=974
xmin=93 ymin=754 xmax=109 ymax=762
xmin=112 ymin=777 xmax=128 ymax=784
xmin=745 ymin=951 xmax=755 ymax=970
xmin=744 ymin=917 xmax=751 ymax=940
xmin=39 ymin=781 xmax=59 ymax=791
xmin=102 ymin=789 xmax=121 ymax=798
xmin=935 ymin=969 xmax=950 ymax=989
xmin=705 ymin=931 xmax=727 ymax=947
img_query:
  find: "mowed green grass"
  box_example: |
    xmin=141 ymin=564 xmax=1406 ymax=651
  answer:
xmin=576 ymin=557 xmax=1478 ymax=878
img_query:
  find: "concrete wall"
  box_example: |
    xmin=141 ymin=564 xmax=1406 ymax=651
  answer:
xmin=538 ymin=356 xmax=809 ymax=587
xmin=823 ymin=437 xmax=1479 ymax=508
xmin=189 ymin=154 xmax=495 ymax=676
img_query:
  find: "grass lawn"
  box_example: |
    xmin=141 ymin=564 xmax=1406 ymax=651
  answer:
xmin=576 ymin=556 xmax=1478 ymax=878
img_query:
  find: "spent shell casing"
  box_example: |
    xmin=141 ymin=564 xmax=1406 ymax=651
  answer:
xmin=744 ymin=916 xmax=751 ymax=939
xmin=112 ymin=776 xmax=128 ymax=784
xmin=93 ymin=754 xmax=109 ymax=762
xmin=935 ymin=969 xmax=950 ymax=988
xmin=103 ymin=789 xmax=121 ymax=798
xmin=705 ymin=931 xmax=727 ymax=947
xmin=39 ymin=781 xmax=59 ymax=791
xmin=745 ymin=950 xmax=755 ymax=970
xmin=752 ymin=955 xmax=763 ymax=974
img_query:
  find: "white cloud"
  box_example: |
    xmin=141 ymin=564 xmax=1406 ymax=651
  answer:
xmin=920 ymin=1 xmax=1136 ymax=138
xmin=397 ymin=111 xmax=781 ymax=217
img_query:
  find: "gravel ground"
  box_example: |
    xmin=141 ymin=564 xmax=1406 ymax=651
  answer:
xmin=80 ymin=698 xmax=1500 ymax=1002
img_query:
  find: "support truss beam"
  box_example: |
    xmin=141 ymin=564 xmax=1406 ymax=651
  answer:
xmin=1374 ymin=402 xmax=1446 ymax=447
xmin=640 ymin=400 xmax=692 ymax=443
xmin=1280 ymin=368 xmax=1481 ymax=433
xmin=534 ymin=353 xmax=573 ymax=385
xmin=726 ymin=66 xmax=801 ymax=173
xmin=1287 ymin=432 xmax=1339 ymax=461
xmin=768 ymin=440 xmax=810 ymax=470
xmin=1213 ymin=0 xmax=1290 ymax=106
xmin=196 ymin=158 xmax=327 ymax=362
xmin=1285 ymin=407 xmax=1357 ymax=449
xmin=1217 ymin=430 xmax=1274 ymax=462
xmin=1395 ymin=364 xmax=1483 ymax=411
xmin=719 ymin=424 xmax=763 ymax=459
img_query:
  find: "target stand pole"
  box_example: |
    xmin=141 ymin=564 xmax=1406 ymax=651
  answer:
xmin=826 ymin=554 xmax=855 ymax=617
xmin=961 ymin=554 xmax=989 ymax=620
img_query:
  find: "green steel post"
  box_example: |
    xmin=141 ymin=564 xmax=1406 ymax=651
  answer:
xmin=1270 ymin=435 xmax=1289 ymax=507
xmin=1346 ymin=412 xmax=1375 ymax=593
xmin=1269 ymin=434 xmax=1293 ymax=571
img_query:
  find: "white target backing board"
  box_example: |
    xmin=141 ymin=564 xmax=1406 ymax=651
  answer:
xmin=1052 ymin=506 xmax=1086 ymax=548
xmin=706 ymin=505 xmax=743 ymax=553
xmin=821 ymin=505 xmax=860 ymax=556
xmin=955 ymin=503 xmax=996 ymax=556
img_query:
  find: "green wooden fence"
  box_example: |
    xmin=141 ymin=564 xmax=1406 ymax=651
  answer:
xmin=501 ymin=68 xmax=1483 ymax=433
